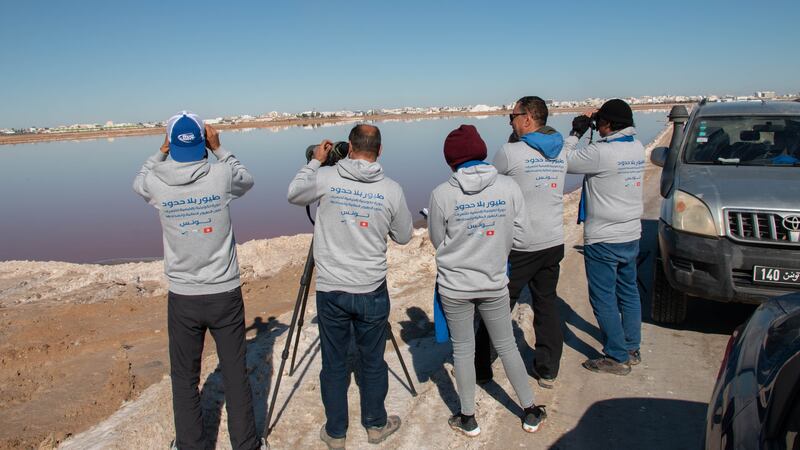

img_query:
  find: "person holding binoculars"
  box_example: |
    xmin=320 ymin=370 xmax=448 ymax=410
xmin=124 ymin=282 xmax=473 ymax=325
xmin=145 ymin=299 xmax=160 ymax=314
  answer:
xmin=133 ymin=112 xmax=264 ymax=450
xmin=565 ymin=99 xmax=646 ymax=376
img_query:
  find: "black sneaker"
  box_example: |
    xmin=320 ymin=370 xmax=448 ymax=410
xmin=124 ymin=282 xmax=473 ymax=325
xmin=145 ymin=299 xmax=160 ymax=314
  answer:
xmin=476 ymin=366 xmax=494 ymax=385
xmin=448 ymin=413 xmax=481 ymax=437
xmin=628 ymin=349 xmax=641 ymax=366
xmin=582 ymin=356 xmax=631 ymax=375
xmin=522 ymin=405 xmax=547 ymax=433
xmin=476 ymin=375 xmax=493 ymax=385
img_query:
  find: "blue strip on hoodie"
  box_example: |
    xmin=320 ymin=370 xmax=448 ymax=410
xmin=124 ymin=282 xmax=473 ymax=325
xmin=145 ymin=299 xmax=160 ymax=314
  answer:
xmin=456 ymin=160 xmax=489 ymax=170
xmin=520 ymin=130 xmax=564 ymax=159
xmin=772 ymin=154 xmax=800 ymax=164
xmin=433 ymin=283 xmax=449 ymax=343
xmin=577 ymin=135 xmax=634 ymax=224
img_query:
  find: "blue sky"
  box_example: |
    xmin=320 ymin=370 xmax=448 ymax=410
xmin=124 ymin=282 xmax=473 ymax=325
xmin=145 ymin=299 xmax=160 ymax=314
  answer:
xmin=1 ymin=0 xmax=798 ymax=128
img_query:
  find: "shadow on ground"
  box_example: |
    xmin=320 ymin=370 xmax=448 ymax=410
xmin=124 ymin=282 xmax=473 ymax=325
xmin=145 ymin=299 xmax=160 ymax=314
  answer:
xmin=199 ymin=316 xmax=287 ymax=447
xmin=637 ymin=219 xmax=757 ymax=336
xmin=549 ymin=397 xmax=707 ymax=450
xmin=398 ymin=307 xmax=459 ymax=414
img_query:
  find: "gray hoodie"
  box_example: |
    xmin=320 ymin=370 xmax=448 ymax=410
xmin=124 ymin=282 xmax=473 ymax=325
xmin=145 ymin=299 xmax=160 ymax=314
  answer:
xmin=564 ymin=127 xmax=645 ymax=245
xmin=133 ymin=148 xmax=254 ymax=295
xmin=493 ymin=130 xmax=567 ymax=252
xmin=287 ymin=157 xmax=413 ymax=293
xmin=428 ymin=164 xmax=531 ymax=299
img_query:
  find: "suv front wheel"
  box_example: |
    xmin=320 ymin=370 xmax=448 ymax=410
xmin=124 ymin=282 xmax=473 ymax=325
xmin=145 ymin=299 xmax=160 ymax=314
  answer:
xmin=652 ymin=256 xmax=688 ymax=324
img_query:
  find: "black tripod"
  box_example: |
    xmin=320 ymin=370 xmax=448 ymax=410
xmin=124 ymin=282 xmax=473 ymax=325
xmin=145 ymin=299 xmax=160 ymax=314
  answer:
xmin=264 ymin=228 xmax=418 ymax=439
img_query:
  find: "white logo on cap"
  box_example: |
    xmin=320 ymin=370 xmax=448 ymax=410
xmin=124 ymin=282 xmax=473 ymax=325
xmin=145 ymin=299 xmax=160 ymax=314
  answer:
xmin=177 ymin=133 xmax=196 ymax=143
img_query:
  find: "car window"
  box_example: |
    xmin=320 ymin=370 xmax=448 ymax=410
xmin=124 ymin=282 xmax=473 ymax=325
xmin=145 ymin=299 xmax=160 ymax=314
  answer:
xmin=684 ymin=116 xmax=800 ymax=166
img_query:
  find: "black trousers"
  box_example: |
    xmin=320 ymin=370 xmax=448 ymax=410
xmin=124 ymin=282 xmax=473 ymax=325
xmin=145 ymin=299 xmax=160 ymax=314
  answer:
xmin=168 ymin=287 xmax=259 ymax=450
xmin=475 ymin=244 xmax=565 ymax=379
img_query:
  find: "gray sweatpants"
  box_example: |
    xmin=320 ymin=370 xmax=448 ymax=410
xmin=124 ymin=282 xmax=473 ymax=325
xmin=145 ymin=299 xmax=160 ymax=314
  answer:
xmin=440 ymin=293 xmax=535 ymax=415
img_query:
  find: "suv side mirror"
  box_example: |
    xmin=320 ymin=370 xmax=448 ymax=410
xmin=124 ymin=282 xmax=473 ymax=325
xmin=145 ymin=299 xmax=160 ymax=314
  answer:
xmin=651 ymin=146 xmax=668 ymax=167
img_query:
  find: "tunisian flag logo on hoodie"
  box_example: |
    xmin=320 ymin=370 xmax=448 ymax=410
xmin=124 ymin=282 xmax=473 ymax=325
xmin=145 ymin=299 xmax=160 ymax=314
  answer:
xmin=359 ymin=221 xmax=369 ymax=228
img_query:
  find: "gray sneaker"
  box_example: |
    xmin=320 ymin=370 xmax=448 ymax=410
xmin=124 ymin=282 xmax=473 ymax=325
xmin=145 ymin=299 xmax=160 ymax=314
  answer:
xmin=366 ymin=415 xmax=401 ymax=444
xmin=531 ymin=367 xmax=556 ymax=389
xmin=582 ymin=356 xmax=631 ymax=375
xmin=628 ymin=349 xmax=641 ymax=366
xmin=320 ymin=425 xmax=346 ymax=450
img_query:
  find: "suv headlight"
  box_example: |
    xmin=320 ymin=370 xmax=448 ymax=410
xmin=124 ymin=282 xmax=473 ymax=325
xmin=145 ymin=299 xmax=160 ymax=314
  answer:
xmin=673 ymin=190 xmax=717 ymax=236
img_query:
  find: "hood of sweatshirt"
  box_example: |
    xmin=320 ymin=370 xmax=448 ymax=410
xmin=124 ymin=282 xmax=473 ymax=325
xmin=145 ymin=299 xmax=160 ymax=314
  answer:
xmin=336 ymin=157 xmax=385 ymax=183
xmin=449 ymin=164 xmax=498 ymax=194
xmin=601 ymin=126 xmax=637 ymax=142
xmin=152 ymin=159 xmax=211 ymax=186
xmin=520 ymin=126 xmax=564 ymax=159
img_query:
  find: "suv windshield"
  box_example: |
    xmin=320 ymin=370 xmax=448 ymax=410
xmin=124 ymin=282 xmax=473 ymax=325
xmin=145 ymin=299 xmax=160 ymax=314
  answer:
xmin=684 ymin=116 xmax=800 ymax=165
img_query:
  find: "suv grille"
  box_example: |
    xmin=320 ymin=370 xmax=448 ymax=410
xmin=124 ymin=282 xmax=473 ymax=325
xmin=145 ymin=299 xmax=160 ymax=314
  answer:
xmin=726 ymin=209 xmax=800 ymax=247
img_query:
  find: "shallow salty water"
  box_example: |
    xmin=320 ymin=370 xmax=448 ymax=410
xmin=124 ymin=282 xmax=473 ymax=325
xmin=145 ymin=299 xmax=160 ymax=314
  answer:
xmin=0 ymin=112 xmax=666 ymax=262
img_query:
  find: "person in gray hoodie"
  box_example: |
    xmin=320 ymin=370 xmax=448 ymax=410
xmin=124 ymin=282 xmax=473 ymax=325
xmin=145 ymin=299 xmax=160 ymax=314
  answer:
xmin=429 ymin=124 xmax=547 ymax=438
xmin=475 ymin=96 xmax=566 ymax=389
xmin=287 ymin=124 xmax=412 ymax=450
xmin=565 ymin=99 xmax=645 ymax=376
xmin=133 ymin=112 xmax=263 ymax=450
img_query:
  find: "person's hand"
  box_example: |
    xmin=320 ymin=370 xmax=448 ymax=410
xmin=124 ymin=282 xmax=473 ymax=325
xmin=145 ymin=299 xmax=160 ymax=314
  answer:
xmin=314 ymin=139 xmax=333 ymax=163
xmin=571 ymin=115 xmax=593 ymax=137
xmin=160 ymin=135 xmax=169 ymax=154
xmin=205 ymin=124 xmax=221 ymax=151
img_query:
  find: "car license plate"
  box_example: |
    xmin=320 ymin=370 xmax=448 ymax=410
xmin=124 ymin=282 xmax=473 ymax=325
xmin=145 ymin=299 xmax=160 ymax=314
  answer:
xmin=753 ymin=265 xmax=800 ymax=285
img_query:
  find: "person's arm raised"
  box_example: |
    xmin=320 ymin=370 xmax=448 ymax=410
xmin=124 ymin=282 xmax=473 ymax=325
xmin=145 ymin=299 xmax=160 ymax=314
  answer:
xmin=287 ymin=139 xmax=332 ymax=206
xmin=132 ymin=135 xmax=168 ymax=203
xmin=206 ymin=124 xmax=254 ymax=199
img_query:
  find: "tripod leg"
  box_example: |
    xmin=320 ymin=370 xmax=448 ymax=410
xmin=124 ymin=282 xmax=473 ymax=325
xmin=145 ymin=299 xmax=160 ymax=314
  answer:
xmin=289 ymin=281 xmax=311 ymax=376
xmin=387 ymin=323 xmax=418 ymax=397
xmin=264 ymin=241 xmax=314 ymax=438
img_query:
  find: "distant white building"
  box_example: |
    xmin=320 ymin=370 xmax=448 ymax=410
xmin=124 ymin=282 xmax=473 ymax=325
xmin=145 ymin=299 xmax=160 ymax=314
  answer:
xmin=755 ymin=91 xmax=776 ymax=99
xmin=469 ymin=104 xmax=500 ymax=113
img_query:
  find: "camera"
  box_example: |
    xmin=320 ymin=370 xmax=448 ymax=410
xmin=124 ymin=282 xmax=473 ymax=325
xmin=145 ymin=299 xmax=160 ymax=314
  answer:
xmin=589 ymin=112 xmax=598 ymax=130
xmin=589 ymin=112 xmax=597 ymax=130
xmin=305 ymin=141 xmax=349 ymax=167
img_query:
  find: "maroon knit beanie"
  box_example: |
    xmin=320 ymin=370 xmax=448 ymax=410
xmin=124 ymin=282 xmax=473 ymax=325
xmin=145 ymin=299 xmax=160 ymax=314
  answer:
xmin=443 ymin=125 xmax=487 ymax=169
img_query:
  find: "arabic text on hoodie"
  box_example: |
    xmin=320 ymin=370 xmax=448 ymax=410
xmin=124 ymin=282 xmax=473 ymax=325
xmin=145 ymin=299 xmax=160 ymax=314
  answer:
xmin=132 ymin=148 xmax=254 ymax=295
xmin=428 ymin=164 xmax=532 ymax=299
xmin=287 ymin=157 xmax=413 ymax=293
xmin=493 ymin=126 xmax=567 ymax=252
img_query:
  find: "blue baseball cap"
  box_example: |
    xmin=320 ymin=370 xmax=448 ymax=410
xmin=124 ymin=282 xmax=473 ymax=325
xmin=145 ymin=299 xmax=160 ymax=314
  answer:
xmin=167 ymin=111 xmax=206 ymax=162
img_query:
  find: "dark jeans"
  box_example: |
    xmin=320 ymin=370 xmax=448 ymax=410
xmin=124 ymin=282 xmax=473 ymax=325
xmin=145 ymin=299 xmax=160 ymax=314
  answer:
xmin=168 ymin=287 xmax=259 ymax=450
xmin=583 ymin=240 xmax=642 ymax=363
xmin=475 ymin=244 xmax=565 ymax=380
xmin=316 ymin=282 xmax=390 ymax=439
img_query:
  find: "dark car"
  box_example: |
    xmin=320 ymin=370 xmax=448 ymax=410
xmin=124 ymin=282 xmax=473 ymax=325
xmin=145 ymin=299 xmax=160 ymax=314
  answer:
xmin=705 ymin=292 xmax=800 ymax=449
xmin=651 ymin=100 xmax=800 ymax=324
